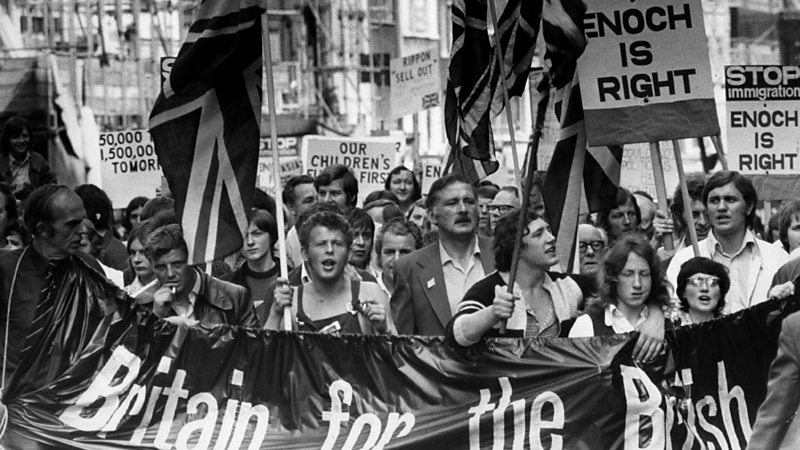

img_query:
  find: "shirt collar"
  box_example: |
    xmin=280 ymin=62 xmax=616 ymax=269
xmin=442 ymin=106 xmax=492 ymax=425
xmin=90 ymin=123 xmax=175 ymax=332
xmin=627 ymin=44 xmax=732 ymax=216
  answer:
xmin=709 ymin=229 xmax=757 ymax=258
xmin=438 ymin=235 xmax=481 ymax=266
xmin=9 ymin=153 xmax=29 ymax=168
xmin=605 ymin=302 xmax=648 ymax=327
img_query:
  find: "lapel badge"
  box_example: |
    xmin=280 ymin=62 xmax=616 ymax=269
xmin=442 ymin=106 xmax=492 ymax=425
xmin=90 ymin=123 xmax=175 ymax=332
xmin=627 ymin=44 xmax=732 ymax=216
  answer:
xmin=427 ymin=278 xmax=436 ymax=289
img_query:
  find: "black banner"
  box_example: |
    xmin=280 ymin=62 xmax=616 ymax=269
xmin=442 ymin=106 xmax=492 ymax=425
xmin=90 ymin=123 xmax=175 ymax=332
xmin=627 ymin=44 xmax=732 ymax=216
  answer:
xmin=2 ymin=259 xmax=798 ymax=449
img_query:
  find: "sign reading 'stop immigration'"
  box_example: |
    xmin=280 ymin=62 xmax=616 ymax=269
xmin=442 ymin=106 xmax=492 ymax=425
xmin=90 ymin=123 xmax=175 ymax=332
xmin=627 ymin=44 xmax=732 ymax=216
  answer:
xmin=302 ymin=136 xmax=399 ymax=204
xmin=98 ymin=130 xmax=162 ymax=207
xmin=390 ymin=48 xmax=441 ymax=118
xmin=726 ymin=65 xmax=800 ymax=175
xmin=577 ymin=0 xmax=719 ymax=146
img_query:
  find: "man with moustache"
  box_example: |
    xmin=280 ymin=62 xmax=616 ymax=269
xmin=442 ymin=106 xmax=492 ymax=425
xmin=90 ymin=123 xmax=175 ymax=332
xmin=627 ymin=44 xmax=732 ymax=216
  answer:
xmin=666 ymin=171 xmax=788 ymax=313
xmin=391 ymin=174 xmax=495 ymax=335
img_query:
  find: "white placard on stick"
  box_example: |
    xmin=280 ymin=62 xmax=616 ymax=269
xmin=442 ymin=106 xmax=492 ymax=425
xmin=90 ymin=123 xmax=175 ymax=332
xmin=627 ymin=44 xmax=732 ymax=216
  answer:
xmin=726 ymin=65 xmax=800 ymax=175
xmin=98 ymin=130 xmax=162 ymax=207
xmin=390 ymin=47 xmax=442 ymax=119
xmin=578 ymin=0 xmax=719 ymax=146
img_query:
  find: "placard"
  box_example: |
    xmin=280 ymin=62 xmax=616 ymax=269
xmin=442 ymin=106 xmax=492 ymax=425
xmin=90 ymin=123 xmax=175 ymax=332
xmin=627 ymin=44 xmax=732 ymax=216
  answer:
xmin=419 ymin=156 xmax=444 ymax=193
xmin=390 ymin=47 xmax=442 ymax=118
xmin=726 ymin=65 xmax=800 ymax=175
xmin=98 ymin=130 xmax=162 ymax=207
xmin=578 ymin=0 xmax=719 ymax=145
xmin=302 ymin=136 xmax=400 ymax=204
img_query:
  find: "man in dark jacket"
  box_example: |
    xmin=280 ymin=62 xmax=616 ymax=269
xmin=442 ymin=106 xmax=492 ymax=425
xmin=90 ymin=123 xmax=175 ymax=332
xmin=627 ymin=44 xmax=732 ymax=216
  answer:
xmin=146 ymin=223 xmax=257 ymax=327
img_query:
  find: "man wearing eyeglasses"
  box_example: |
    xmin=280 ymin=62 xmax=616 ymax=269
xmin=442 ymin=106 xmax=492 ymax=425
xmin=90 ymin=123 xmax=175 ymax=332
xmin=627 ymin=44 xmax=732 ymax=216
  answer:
xmin=488 ymin=186 xmax=519 ymax=234
xmin=577 ymin=223 xmax=607 ymax=275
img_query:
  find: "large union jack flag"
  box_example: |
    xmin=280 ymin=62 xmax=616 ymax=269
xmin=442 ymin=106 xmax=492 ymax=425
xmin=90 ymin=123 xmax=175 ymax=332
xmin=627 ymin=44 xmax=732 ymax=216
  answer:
xmin=149 ymin=0 xmax=263 ymax=265
xmin=444 ymin=0 xmax=542 ymax=183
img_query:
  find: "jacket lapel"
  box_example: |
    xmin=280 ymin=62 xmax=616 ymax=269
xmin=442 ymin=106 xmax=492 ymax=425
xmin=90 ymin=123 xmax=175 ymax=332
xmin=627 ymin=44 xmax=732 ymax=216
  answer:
xmin=415 ymin=246 xmax=451 ymax=329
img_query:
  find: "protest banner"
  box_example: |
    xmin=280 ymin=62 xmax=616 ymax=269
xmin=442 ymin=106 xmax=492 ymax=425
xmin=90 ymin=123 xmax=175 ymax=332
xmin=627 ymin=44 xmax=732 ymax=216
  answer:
xmin=390 ymin=47 xmax=441 ymax=119
xmin=255 ymin=135 xmax=304 ymax=194
xmin=577 ymin=0 xmax=719 ymax=146
xmin=419 ymin=155 xmax=443 ymax=193
xmin=302 ymin=135 xmax=400 ymax=203
xmin=5 ymin=258 xmax=799 ymax=449
xmin=97 ymin=130 xmax=162 ymax=207
xmin=726 ymin=65 xmax=800 ymax=175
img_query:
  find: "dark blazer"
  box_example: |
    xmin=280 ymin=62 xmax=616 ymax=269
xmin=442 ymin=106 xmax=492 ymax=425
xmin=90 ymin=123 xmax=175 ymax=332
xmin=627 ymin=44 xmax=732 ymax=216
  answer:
xmin=749 ymin=311 xmax=800 ymax=449
xmin=391 ymin=236 xmax=495 ymax=336
xmin=0 ymin=152 xmax=57 ymax=193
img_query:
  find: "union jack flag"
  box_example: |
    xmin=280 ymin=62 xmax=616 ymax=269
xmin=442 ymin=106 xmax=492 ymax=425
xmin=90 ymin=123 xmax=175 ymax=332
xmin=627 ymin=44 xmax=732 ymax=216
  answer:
xmin=541 ymin=0 xmax=621 ymax=272
xmin=149 ymin=0 xmax=263 ymax=265
xmin=444 ymin=0 xmax=542 ymax=183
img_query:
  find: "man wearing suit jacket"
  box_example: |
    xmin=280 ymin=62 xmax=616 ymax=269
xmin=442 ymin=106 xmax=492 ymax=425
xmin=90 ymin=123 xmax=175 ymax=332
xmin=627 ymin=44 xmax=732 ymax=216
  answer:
xmin=392 ymin=174 xmax=495 ymax=336
xmin=749 ymin=310 xmax=800 ymax=449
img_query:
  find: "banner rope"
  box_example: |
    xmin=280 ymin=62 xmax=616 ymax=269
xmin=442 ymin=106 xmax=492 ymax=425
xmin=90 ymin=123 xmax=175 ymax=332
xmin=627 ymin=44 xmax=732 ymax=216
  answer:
xmin=0 ymin=246 xmax=29 ymax=441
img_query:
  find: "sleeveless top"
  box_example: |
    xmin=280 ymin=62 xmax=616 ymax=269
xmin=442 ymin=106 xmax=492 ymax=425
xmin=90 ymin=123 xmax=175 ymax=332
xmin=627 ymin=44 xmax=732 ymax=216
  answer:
xmin=296 ymin=280 xmax=363 ymax=334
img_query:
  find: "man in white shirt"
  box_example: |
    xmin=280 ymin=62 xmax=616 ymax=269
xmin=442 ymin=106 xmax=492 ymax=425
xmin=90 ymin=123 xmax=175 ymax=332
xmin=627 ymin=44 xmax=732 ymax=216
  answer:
xmin=667 ymin=171 xmax=788 ymax=313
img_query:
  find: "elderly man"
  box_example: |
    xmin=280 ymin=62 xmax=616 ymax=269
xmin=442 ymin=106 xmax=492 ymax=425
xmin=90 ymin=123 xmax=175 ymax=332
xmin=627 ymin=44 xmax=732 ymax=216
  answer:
xmin=392 ymin=174 xmax=495 ymax=335
xmin=489 ymin=186 xmax=520 ymax=234
xmin=148 ymin=224 xmax=258 ymax=327
xmin=577 ymin=223 xmax=607 ymax=275
xmin=0 ymin=185 xmax=103 ymax=382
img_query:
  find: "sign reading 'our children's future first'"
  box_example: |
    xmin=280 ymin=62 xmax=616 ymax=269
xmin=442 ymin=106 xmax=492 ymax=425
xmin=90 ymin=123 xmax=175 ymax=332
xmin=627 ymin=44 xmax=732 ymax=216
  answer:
xmin=726 ymin=65 xmax=800 ymax=174
xmin=577 ymin=0 xmax=719 ymax=146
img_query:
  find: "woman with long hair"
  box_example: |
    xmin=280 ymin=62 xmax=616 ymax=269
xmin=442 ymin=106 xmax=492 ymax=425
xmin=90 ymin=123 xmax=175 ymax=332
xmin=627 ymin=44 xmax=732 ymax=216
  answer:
xmin=385 ymin=166 xmax=421 ymax=215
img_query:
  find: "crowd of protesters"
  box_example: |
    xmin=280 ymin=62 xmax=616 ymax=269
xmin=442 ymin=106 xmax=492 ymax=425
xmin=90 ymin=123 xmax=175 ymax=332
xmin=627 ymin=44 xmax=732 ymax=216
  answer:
xmin=3 ymin=115 xmax=800 ymax=422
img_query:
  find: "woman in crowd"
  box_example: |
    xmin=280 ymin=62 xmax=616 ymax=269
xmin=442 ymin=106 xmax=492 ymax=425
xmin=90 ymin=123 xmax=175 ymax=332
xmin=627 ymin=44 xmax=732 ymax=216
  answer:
xmin=385 ymin=166 xmax=421 ymax=215
xmin=0 ymin=182 xmax=22 ymax=250
xmin=777 ymin=200 xmax=800 ymax=258
xmin=222 ymin=208 xmax=282 ymax=322
xmin=670 ymin=257 xmax=729 ymax=326
xmin=0 ymin=116 xmax=56 ymax=200
xmin=124 ymin=222 xmax=157 ymax=298
xmin=569 ymin=234 xmax=670 ymax=338
xmin=265 ymin=211 xmax=395 ymax=335
xmin=120 ymin=196 xmax=149 ymax=241
xmin=448 ymin=209 xmax=595 ymax=344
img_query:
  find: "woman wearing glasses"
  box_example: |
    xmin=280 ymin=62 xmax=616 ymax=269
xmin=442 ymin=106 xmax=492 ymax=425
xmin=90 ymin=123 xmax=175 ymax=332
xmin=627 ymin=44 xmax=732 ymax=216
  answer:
xmin=670 ymin=257 xmax=729 ymax=325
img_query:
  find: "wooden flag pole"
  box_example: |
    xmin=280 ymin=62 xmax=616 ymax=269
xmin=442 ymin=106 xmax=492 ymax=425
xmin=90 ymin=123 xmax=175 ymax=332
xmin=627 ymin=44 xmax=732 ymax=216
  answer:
xmin=710 ymin=133 xmax=729 ymax=171
xmin=488 ymin=0 xmax=523 ymax=194
xmin=262 ymin=6 xmax=291 ymax=331
xmin=500 ymin=76 xmax=550 ymax=334
xmin=672 ymin=139 xmax=701 ymax=256
xmin=649 ymin=142 xmax=674 ymax=251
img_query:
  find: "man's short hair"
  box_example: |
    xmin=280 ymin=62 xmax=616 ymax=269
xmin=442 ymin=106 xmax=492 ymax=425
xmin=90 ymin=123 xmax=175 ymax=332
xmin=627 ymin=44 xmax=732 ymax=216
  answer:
xmin=145 ymin=224 xmax=188 ymax=261
xmin=498 ymin=186 xmax=519 ymax=198
xmin=141 ymin=196 xmax=175 ymax=221
xmin=282 ymin=174 xmax=315 ymax=206
xmin=250 ymin=208 xmax=279 ymax=245
xmin=778 ymin=200 xmax=800 ymax=252
xmin=345 ymin=208 xmax=375 ymax=235
xmin=314 ymin=164 xmax=358 ymax=208
xmin=669 ymin=172 xmax=706 ymax=231
xmin=375 ymin=217 xmax=423 ymax=255
xmin=364 ymin=189 xmax=399 ymax=206
xmin=24 ymin=184 xmax=73 ymax=233
xmin=596 ymin=187 xmax=641 ymax=233
xmin=425 ymin=174 xmax=475 ymax=210
xmin=298 ymin=211 xmax=353 ymax=250
xmin=75 ymin=184 xmax=114 ymax=231
xmin=703 ymin=170 xmax=758 ymax=229
xmin=476 ymin=184 xmax=500 ymax=200
xmin=294 ymin=202 xmax=341 ymax=231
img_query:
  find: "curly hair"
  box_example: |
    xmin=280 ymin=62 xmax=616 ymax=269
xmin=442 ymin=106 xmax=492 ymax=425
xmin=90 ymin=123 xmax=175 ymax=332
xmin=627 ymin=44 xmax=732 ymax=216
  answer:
xmin=493 ymin=208 xmax=543 ymax=272
xmin=593 ymin=234 xmax=669 ymax=310
xmin=375 ymin=217 xmax=423 ymax=255
xmin=298 ymin=210 xmax=353 ymax=250
xmin=675 ymin=257 xmax=729 ymax=316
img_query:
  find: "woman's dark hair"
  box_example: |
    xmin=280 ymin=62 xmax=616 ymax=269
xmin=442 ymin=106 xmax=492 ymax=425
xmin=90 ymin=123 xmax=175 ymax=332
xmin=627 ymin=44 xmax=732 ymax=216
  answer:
xmin=676 ymin=257 xmax=729 ymax=316
xmin=1 ymin=116 xmax=32 ymax=155
xmin=595 ymin=234 xmax=668 ymax=309
xmin=493 ymin=208 xmax=544 ymax=272
xmin=384 ymin=166 xmax=421 ymax=204
xmin=250 ymin=208 xmax=278 ymax=246
xmin=122 ymin=196 xmax=149 ymax=232
xmin=596 ymin=188 xmax=641 ymax=236
xmin=703 ymin=170 xmax=758 ymax=230
xmin=778 ymin=200 xmax=800 ymax=253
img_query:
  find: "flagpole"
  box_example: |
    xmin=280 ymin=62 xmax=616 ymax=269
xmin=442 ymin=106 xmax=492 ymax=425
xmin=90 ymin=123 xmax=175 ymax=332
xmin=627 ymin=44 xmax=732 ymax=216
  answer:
xmin=500 ymin=75 xmax=550 ymax=334
xmin=262 ymin=6 xmax=292 ymax=331
xmin=488 ymin=0 xmax=523 ymax=194
xmin=672 ymin=139 xmax=701 ymax=256
xmin=648 ymin=142 xmax=673 ymax=251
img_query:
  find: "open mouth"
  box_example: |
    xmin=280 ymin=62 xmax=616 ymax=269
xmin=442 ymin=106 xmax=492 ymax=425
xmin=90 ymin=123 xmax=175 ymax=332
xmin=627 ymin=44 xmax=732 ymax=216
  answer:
xmin=545 ymin=246 xmax=556 ymax=255
xmin=697 ymin=295 xmax=711 ymax=302
xmin=321 ymin=259 xmax=337 ymax=270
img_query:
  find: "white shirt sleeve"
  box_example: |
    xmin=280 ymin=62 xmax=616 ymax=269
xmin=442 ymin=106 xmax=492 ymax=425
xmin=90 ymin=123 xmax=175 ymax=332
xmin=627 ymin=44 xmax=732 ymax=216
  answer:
xmin=568 ymin=314 xmax=594 ymax=338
